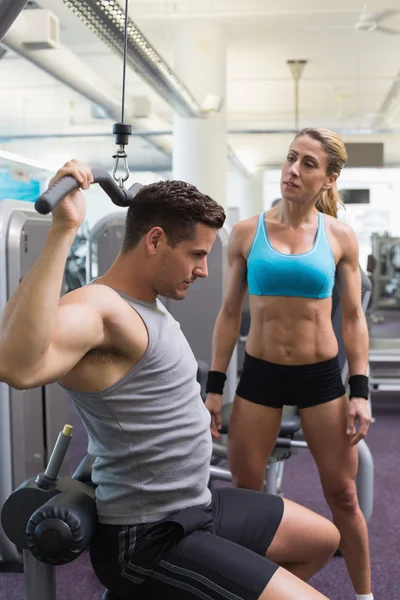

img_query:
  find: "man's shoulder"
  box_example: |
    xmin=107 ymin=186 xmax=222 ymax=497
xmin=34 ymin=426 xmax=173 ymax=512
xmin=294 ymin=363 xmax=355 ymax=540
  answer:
xmin=59 ymin=284 xmax=129 ymax=315
xmin=58 ymin=284 xmax=149 ymax=381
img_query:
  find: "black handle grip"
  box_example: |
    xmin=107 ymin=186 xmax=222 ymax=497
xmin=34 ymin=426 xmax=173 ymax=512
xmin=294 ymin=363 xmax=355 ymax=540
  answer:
xmin=35 ymin=168 xmax=142 ymax=215
xmin=35 ymin=176 xmax=79 ymax=215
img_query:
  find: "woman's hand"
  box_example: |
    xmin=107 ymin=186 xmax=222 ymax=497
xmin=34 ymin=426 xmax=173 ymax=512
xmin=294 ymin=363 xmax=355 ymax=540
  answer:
xmin=347 ymin=398 xmax=372 ymax=446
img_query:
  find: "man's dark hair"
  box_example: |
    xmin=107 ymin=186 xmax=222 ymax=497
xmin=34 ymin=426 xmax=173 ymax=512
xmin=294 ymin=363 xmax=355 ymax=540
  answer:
xmin=121 ymin=180 xmax=226 ymax=252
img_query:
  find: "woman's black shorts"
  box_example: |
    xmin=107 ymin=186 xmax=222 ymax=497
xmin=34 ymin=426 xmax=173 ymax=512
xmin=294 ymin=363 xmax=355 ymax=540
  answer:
xmin=236 ymin=352 xmax=346 ymax=409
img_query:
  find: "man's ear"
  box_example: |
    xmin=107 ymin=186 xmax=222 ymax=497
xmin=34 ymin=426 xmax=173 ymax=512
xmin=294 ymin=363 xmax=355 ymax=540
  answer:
xmin=145 ymin=227 xmax=165 ymax=255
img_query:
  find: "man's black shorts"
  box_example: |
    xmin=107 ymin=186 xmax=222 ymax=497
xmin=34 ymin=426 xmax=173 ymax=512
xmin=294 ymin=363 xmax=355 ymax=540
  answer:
xmin=90 ymin=487 xmax=284 ymax=599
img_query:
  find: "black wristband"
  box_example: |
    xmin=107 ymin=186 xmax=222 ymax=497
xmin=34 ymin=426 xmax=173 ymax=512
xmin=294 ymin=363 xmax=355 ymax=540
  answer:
xmin=206 ymin=371 xmax=227 ymax=395
xmin=349 ymin=375 xmax=369 ymax=400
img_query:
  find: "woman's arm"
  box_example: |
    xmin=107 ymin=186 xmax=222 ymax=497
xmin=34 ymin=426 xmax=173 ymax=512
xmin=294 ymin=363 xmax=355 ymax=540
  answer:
xmin=210 ymin=223 xmax=249 ymax=373
xmin=206 ymin=222 xmax=249 ymax=438
xmin=336 ymin=224 xmax=371 ymax=446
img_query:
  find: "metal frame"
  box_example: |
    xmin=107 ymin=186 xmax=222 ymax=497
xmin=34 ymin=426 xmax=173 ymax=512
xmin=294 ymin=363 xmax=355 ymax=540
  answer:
xmin=0 ymin=201 xmax=69 ymax=567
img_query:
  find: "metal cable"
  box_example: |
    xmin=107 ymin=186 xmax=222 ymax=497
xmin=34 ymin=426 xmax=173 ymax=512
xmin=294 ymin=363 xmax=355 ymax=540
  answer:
xmin=121 ymin=0 xmax=129 ymax=123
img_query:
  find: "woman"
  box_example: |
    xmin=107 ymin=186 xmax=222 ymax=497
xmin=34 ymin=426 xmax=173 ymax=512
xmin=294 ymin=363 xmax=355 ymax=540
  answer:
xmin=206 ymin=128 xmax=372 ymax=600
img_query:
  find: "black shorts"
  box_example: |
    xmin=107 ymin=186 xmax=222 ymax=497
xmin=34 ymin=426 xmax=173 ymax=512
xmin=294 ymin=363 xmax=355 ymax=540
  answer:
xmin=90 ymin=487 xmax=284 ymax=600
xmin=236 ymin=352 xmax=346 ymax=409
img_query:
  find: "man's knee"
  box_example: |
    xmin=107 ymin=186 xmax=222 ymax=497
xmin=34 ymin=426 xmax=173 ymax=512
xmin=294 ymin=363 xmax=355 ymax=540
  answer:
xmin=258 ymin=567 xmax=330 ymax=600
xmin=295 ymin=513 xmax=340 ymax=566
xmin=318 ymin=518 xmax=341 ymax=559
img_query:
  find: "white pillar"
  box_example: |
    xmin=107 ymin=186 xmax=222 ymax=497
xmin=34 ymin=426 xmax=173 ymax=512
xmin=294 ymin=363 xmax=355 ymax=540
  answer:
xmin=172 ymin=22 xmax=227 ymax=208
xmin=171 ymin=24 xmax=233 ymax=401
xmin=227 ymin=169 xmax=265 ymax=222
xmin=244 ymin=170 xmax=265 ymax=219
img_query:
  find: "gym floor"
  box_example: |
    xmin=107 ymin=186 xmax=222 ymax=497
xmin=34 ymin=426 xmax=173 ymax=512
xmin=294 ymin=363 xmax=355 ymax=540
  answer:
xmin=0 ymin=390 xmax=398 ymax=600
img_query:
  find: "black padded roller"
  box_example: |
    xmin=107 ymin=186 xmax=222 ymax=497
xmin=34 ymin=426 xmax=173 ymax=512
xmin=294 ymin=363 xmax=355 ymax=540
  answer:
xmin=26 ymin=490 xmax=97 ymax=565
xmin=1 ymin=482 xmax=60 ymax=550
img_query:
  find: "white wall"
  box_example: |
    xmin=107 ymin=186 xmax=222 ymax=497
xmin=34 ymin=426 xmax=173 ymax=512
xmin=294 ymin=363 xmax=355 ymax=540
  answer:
xmin=264 ymin=168 xmax=400 ymax=270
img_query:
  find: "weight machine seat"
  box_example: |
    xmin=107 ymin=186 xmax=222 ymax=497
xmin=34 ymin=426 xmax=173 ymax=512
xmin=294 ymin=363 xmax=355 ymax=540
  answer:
xmin=219 ymin=402 xmax=301 ymax=437
xmin=72 ymin=454 xmax=96 ymax=484
xmin=1 ymin=454 xmax=127 ymax=600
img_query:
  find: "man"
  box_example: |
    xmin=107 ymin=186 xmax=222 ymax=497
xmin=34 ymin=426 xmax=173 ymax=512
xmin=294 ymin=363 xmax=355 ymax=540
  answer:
xmin=0 ymin=160 xmax=338 ymax=600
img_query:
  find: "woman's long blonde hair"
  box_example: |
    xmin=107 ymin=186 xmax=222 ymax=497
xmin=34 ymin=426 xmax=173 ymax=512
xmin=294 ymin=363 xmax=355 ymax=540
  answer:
xmin=294 ymin=127 xmax=348 ymax=218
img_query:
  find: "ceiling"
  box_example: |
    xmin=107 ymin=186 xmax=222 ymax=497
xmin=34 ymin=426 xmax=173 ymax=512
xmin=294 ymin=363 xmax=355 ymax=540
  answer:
xmin=2 ymin=0 xmax=400 ymax=175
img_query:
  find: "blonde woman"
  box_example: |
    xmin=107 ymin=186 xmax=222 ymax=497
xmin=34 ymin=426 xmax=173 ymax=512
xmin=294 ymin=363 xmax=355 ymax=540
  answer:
xmin=206 ymin=128 xmax=372 ymax=600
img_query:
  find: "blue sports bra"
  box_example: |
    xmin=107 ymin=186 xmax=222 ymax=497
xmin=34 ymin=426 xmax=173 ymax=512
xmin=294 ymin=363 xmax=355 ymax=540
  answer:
xmin=247 ymin=212 xmax=336 ymax=299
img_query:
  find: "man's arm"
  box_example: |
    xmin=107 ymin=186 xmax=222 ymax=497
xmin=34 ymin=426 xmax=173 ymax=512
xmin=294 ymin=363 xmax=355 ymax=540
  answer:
xmin=0 ymin=160 xmax=104 ymax=389
xmin=336 ymin=224 xmax=371 ymax=445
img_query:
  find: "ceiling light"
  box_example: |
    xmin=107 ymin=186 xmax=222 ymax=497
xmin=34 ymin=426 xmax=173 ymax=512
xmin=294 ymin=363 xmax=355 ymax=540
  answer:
xmin=63 ymin=0 xmax=203 ymax=118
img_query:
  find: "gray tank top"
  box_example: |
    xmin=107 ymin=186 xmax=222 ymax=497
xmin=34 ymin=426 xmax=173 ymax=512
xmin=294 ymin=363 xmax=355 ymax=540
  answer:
xmin=62 ymin=291 xmax=212 ymax=525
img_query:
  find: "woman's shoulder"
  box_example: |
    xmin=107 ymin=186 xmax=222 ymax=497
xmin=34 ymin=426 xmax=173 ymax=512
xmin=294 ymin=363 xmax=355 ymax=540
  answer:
xmin=323 ymin=214 xmax=358 ymax=246
xmin=232 ymin=214 xmax=259 ymax=236
xmin=228 ymin=214 xmax=260 ymax=254
xmin=324 ymin=213 xmax=352 ymax=230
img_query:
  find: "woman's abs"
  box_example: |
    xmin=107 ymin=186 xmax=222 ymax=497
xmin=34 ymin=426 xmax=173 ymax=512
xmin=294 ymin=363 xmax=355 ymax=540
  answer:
xmin=246 ymin=295 xmax=338 ymax=365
